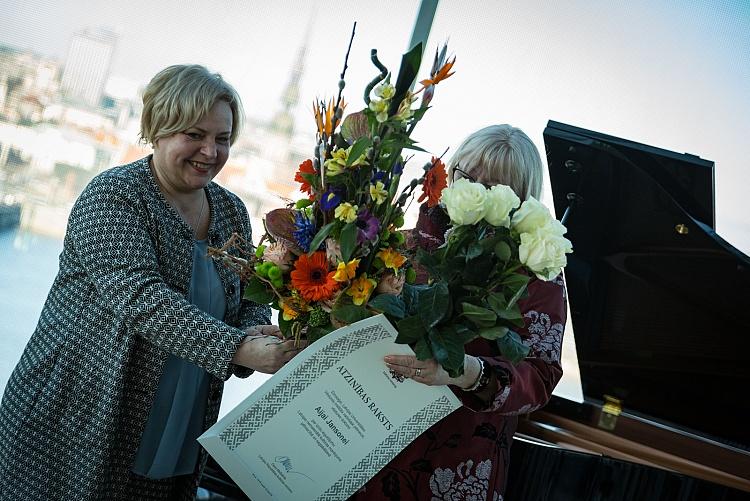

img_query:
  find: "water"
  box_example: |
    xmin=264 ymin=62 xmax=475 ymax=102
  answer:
xmin=0 ymin=228 xmax=62 ymax=395
xmin=0 ymin=227 xmax=270 ymax=416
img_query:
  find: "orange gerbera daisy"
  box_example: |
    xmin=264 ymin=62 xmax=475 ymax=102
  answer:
xmin=294 ymin=159 xmax=316 ymax=199
xmin=290 ymin=251 xmax=338 ymax=301
xmin=418 ymin=157 xmax=448 ymax=207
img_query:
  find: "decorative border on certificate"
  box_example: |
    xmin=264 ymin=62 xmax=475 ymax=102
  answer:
xmin=220 ymin=323 xmax=392 ymax=450
xmin=316 ymin=395 xmax=458 ymax=500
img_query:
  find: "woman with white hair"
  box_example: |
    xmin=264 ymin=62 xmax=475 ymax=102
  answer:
xmin=354 ymin=124 xmax=567 ymax=500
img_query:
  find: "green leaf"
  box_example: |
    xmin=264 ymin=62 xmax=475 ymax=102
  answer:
xmin=494 ymin=241 xmax=512 ymax=262
xmin=346 ymin=137 xmax=372 ymax=167
xmin=413 ymin=337 xmax=433 ymax=361
xmin=486 ymin=292 xmax=507 ymax=314
xmin=503 ymin=273 xmax=530 ymax=308
xmin=417 ymin=281 xmax=450 ymax=329
xmin=496 ymin=329 xmax=531 ymax=364
xmin=332 ymin=304 xmax=370 ymax=324
xmin=428 ymin=325 xmax=466 ymax=378
xmin=339 ymin=222 xmax=358 ymax=262
xmin=462 ymin=254 xmax=494 ymax=286
xmin=401 ymin=283 xmax=426 ymax=316
xmin=465 ymin=242 xmax=483 ymax=261
xmin=242 ymin=276 xmax=274 ymax=304
xmin=308 ymin=222 xmax=336 ymax=255
xmin=461 ymin=302 xmax=498 ymax=328
xmin=368 ymin=293 xmax=406 ymax=319
xmin=395 ymin=315 xmax=426 ymax=344
xmin=390 ymin=42 xmax=423 ymax=116
xmin=306 ymin=324 xmax=335 ymax=343
xmin=478 ymin=325 xmax=509 ymax=340
xmin=497 ymin=303 xmax=523 ymax=322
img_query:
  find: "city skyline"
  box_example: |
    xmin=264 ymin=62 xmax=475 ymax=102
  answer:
xmin=2 ymin=0 xmax=747 ymax=253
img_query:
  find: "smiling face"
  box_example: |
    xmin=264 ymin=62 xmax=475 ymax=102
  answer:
xmin=151 ymin=100 xmax=233 ymax=195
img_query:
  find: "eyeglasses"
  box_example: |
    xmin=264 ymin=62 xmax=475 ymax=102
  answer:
xmin=451 ymin=164 xmax=493 ymax=189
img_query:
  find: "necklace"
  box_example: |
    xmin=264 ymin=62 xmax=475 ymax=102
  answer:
xmin=191 ymin=192 xmax=206 ymax=236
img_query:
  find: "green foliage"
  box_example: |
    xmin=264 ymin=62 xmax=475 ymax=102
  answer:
xmin=242 ymin=276 xmax=275 ymax=304
xmin=368 ymin=293 xmax=406 ymax=319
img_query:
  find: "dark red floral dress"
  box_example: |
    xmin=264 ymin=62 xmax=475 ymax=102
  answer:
xmin=350 ymin=205 xmax=567 ymax=501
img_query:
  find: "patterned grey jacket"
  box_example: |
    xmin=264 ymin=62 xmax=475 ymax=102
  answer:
xmin=0 ymin=156 xmax=270 ymax=500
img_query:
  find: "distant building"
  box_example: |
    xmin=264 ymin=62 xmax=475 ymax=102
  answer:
xmin=60 ymin=28 xmax=117 ymax=108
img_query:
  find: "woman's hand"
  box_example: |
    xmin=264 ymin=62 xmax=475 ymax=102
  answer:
xmin=384 ymin=354 xmax=482 ymax=389
xmin=232 ymin=325 xmax=307 ymax=373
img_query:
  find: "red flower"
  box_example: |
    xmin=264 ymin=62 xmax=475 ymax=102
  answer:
xmin=418 ymin=157 xmax=448 ymax=208
xmin=294 ymin=159 xmax=316 ymax=199
xmin=290 ymin=251 xmax=338 ymax=301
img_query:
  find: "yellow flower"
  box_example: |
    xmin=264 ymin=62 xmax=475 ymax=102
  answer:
xmin=346 ymin=274 xmax=377 ymax=306
xmin=368 ymin=98 xmax=389 ymax=123
xmin=377 ymin=247 xmax=407 ymax=271
xmin=333 ymin=258 xmax=360 ymax=282
xmin=335 ymin=202 xmax=358 ymax=223
xmin=324 ymin=144 xmax=367 ymax=176
xmin=281 ymin=297 xmax=309 ymax=321
xmin=374 ymin=82 xmax=395 ymax=100
xmin=394 ymin=92 xmax=416 ymax=122
xmin=369 ymin=181 xmax=388 ymax=205
xmin=324 ymin=148 xmax=348 ymax=176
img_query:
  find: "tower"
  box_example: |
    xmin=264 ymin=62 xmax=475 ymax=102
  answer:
xmin=60 ymin=28 xmax=117 ymax=108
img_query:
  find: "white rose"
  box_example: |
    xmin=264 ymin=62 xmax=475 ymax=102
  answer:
xmin=440 ymin=178 xmax=487 ymax=226
xmin=518 ymin=227 xmax=573 ymax=280
xmin=511 ymin=196 xmax=561 ymax=235
xmin=483 ymin=184 xmax=520 ymax=227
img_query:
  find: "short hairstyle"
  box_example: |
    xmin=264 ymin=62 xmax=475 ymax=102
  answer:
xmin=448 ymin=124 xmax=543 ymax=200
xmin=140 ymin=64 xmax=244 ymax=146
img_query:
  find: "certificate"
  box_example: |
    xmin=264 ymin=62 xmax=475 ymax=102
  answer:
xmin=198 ymin=314 xmax=461 ymax=501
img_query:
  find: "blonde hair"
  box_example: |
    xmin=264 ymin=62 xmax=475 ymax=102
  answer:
xmin=140 ymin=64 xmax=244 ymax=146
xmin=448 ymin=124 xmax=543 ymax=200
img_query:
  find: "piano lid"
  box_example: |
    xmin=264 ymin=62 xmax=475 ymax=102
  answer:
xmin=544 ymin=120 xmax=750 ymax=450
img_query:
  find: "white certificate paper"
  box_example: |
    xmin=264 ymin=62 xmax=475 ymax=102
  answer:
xmin=198 ymin=315 xmax=461 ymax=501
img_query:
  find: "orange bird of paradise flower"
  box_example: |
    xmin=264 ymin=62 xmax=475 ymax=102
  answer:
xmin=313 ymin=98 xmax=347 ymax=138
xmin=418 ymin=157 xmax=448 ymax=208
xmin=419 ymin=55 xmax=456 ymax=88
xmin=291 ymin=251 xmax=339 ymax=302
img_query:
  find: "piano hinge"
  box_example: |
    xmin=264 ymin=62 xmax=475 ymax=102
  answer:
xmin=598 ymin=395 xmax=622 ymax=431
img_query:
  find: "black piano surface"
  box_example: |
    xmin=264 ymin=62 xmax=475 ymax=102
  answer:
xmin=505 ymin=121 xmax=750 ymax=500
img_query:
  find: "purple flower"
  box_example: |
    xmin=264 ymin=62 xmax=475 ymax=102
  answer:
xmin=356 ymin=208 xmax=380 ymax=244
xmin=320 ymin=186 xmax=343 ymax=211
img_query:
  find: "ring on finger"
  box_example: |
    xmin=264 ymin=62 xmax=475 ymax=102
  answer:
xmin=415 ymin=368 xmax=422 ymax=377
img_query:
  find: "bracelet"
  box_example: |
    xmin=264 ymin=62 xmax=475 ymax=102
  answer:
xmin=463 ymin=357 xmax=486 ymax=392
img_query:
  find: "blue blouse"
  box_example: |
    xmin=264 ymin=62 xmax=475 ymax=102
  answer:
xmin=132 ymin=240 xmax=226 ymax=479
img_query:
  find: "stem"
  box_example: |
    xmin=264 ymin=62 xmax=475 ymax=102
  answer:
xmin=363 ymin=49 xmax=388 ymax=105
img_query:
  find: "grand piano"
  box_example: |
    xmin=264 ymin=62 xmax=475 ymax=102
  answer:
xmin=505 ymin=121 xmax=750 ymax=500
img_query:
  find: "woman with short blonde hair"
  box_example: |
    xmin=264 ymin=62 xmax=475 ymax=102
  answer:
xmin=0 ymin=64 xmax=302 ymax=500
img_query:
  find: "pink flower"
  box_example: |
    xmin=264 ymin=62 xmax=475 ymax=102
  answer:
xmin=375 ymin=272 xmax=405 ymax=295
xmin=264 ymin=242 xmax=293 ymax=272
xmin=325 ymin=238 xmax=342 ymax=267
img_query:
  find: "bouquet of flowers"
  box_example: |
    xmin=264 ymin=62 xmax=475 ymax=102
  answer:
xmin=211 ymin=29 xmax=456 ymax=344
xmin=395 ymin=178 xmax=573 ymax=377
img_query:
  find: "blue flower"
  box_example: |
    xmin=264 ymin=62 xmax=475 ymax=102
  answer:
xmin=392 ymin=160 xmax=404 ymax=176
xmin=320 ymin=186 xmax=343 ymax=211
xmin=371 ymin=170 xmax=390 ymax=189
xmin=293 ymin=211 xmax=318 ymax=252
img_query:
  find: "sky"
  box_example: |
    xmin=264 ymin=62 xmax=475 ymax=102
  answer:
xmin=3 ymin=0 xmax=746 ymax=252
